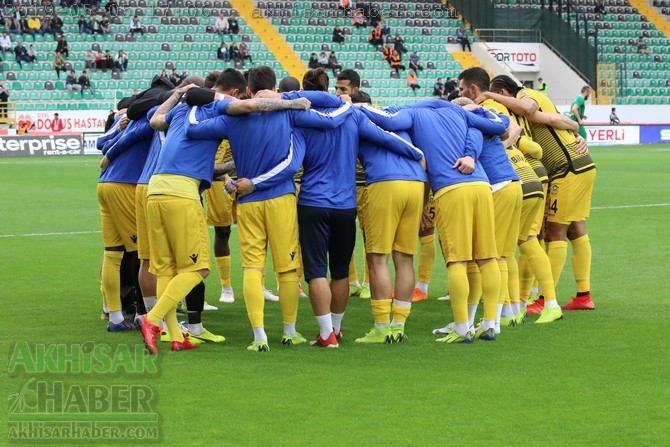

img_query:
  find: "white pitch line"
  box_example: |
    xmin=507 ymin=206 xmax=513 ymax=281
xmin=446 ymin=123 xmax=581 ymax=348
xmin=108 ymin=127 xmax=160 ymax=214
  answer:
xmin=591 ymin=203 xmax=670 ymax=210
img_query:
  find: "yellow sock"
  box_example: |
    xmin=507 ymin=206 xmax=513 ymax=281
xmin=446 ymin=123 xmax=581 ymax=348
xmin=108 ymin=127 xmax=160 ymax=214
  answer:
xmin=391 ymin=300 xmax=412 ymax=325
xmin=571 ymin=234 xmax=592 ymax=293
xmin=362 ymin=246 xmax=369 ymax=284
xmin=371 ymin=299 xmax=392 ymax=325
xmin=547 ymin=241 xmax=568 ymax=287
xmin=466 ymin=261 xmax=481 ymax=305
xmin=215 ymin=256 xmax=231 ymax=287
xmin=479 ymin=260 xmax=501 ymax=322
xmin=149 ymin=271 xmax=203 ymax=325
xmin=447 ymin=263 xmax=469 ymax=323
xmin=507 ymin=255 xmax=520 ymax=304
xmin=518 ymin=251 xmax=533 ymax=301
xmin=348 ymin=253 xmax=358 ymax=283
xmin=101 ymin=250 xmax=123 ymax=312
xmin=520 ymin=238 xmax=556 ymax=301
xmin=243 ymin=269 xmax=265 ymax=328
xmin=418 ymin=234 xmax=436 ymax=284
xmin=497 ymin=259 xmax=508 ymax=303
xmin=278 ymin=270 xmax=299 ymax=324
xmin=164 ymin=308 xmax=183 ymax=342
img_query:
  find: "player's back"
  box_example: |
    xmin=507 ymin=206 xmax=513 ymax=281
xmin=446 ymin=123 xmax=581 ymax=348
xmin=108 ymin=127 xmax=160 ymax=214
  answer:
xmin=138 ymin=106 xmax=163 ymax=185
xmin=99 ymin=118 xmax=151 ymax=185
xmin=358 ymin=128 xmax=426 ymax=185
xmin=507 ymin=147 xmax=543 ymax=199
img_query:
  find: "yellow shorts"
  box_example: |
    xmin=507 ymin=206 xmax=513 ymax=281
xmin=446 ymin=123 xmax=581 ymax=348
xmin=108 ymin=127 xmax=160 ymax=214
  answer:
xmin=546 ymin=169 xmax=596 ymax=224
xmin=530 ymin=183 xmax=548 ymax=237
xmin=364 ymin=180 xmax=424 ymax=255
xmin=493 ymin=181 xmax=523 ymax=258
xmin=434 ymin=183 xmax=498 ymax=263
xmin=146 ymin=195 xmax=210 ymax=276
xmin=97 ymin=182 xmax=137 ymax=251
xmin=519 ymin=196 xmax=544 ymax=242
xmin=135 ymin=184 xmax=150 ymax=260
xmin=423 ymin=193 xmax=436 ymax=232
xmin=205 ymin=180 xmax=236 ymax=227
xmin=356 ymin=185 xmax=367 ymax=233
xmin=237 ymin=194 xmax=300 ymax=272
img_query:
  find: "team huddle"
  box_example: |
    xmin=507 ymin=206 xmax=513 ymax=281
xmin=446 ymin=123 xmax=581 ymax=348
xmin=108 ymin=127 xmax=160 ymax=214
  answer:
xmin=96 ymin=64 xmax=596 ymax=354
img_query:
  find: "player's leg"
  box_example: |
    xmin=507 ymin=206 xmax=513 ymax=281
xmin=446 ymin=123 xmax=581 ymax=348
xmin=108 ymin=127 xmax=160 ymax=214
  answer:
xmin=207 ymin=184 xmax=236 ymax=303
xmin=357 ymin=185 xmax=371 ymax=298
xmin=327 ymin=207 xmax=357 ymax=344
xmin=414 ymin=225 xmax=435 ymax=302
xmin=136 ymin=184 xmax=157 ymax=316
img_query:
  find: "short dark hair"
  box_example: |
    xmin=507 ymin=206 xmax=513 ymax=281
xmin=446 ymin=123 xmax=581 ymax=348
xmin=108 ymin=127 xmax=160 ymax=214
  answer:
xmin=205 ymin=70 xmax=220 ymax=88
xmin=490 ymin=75 xmax=522 ymax=96
xmin=458 ymin=67 xmax=490 ymax=93
xmin=581 ymin=85 xmax=591 ymax=93
xmin=179 ymin=75 xmax=205 ymax=87
xmin=302 ymin=68 xmax=329 ymax=92
xmin=215 ymin=68 xmax=246 ymax=92
xmin=336 ymin=69 xmax=360 ymax=88
xmin=349 ymin=90 xmax=372 ymax=104
xmin=278 ymin=76 xmax=300 ymax=93
xmin=247 ymin=66 xmax=276 ymax=94
xmin=446 ymin=90 xmax=460 ymax=101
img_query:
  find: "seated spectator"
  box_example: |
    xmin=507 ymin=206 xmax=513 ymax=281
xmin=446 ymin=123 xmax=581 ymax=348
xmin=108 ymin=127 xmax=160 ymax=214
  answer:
xmin=26 ymin=16 xmax=42 ymax=39
xmin=100 ymin=16 xmax=111 ymax=34
xmin=378 ymin=16 xmax=390 ymax=35
xmin=382 ymin=44 xmax=393 ymax=66
xmin=129 ymin=16 xmax=144 ymax=35
xmin=308 ymin=52 xmax=319 ymax=69
xmin=94 ymin=50 xmax=103 ymax=68
xmin=338 ymin=0 xmax=351 ymax=16
xmin=228 ymin=14 xmax=240 ymax=35
xmin=239 ymin=42 xmax=253 ymax=65
xmin=51 ymin=15 xmax=64 ymax=36
xmin=444 ymin=76 xmax=456 ymax=94
xmin=332 ymin=25 xmax=345 ymax=44
xmin=66 ymin=69 xmax=82 ymax=94
xmin=390 ymin=50 xmax=405 ymax=75
xmin=229 ymin=42 xmax=240 ymax=61
xmin=14 ymin=41 xmax=30 ymax=67
xmin=5 ymin=17 xmax=21 ymax=36
xmin=456 ymin=26 xmax=471 ymax=51
xmin=217 ymin=42 xmax=229 ymax=60
xmin=115 ymin=50 xmax=128 ymax=71
xmin=27 ymin=44 xmax=37 ymax=62
xmin=84 ymin=50 xmax=95 ymax=69
xmin=215 ymin=12 xmax=229 ymax=38
xmin=328 ymin=51 xmax=342 ymax=74
xmin=78 ymin=15 xmax=91 ymax=34
xmin=40 ymin=15 xmax=56 ymax=40
xmin=409 ymin=51 xmax=423 ymax=73
xmin=609 ymin=107 xmax=620 ymax=125
xmin=637 ymin=37 xmax=650 ymax=55
xmin=56 ymin=35 xmax=69 ymax=58
xmin=78 ymin=70 xmax=92 ymax=96
xmin=594 ymin=0 xmax=606 ymax=14
xmin=0 ymin=32 xmax=12 ymax=58
xmin=317 ymin=51 xmax=329 ymax=68
xmin=169 ymin=68 xmax=182 ymax=85
xmin=352 ymin=9 xmax=366 ymax=28
xmin=368 ymin=24 xmax=383 ymax=46
xmin=393 ymin=33 xmax=407 ymax=54
xmin=53 ymin=50 xmax=65 ymax=78
xmin=433 ymin=77 xmax=445 ymax=96
xmin=407 ymin=70 xmax=420 ymax=93
xmin=102 ymin=50 xmax=113 ymax=71
xmin=159 ymin=69 xmax=169 ymax=82
xmin=89 ymin=15 xmax=104 ymax=36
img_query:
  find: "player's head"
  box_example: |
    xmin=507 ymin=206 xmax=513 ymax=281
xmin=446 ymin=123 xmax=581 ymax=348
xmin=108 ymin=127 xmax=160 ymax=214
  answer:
xmin=178 ymin=75 xmax=205 ymax=87
xmin=204 ymin=70 xmax=221 ymax=88
xmin=302 ymin=68 xmax=329 ymax=92
xmin=490 ymin=74 xmax=522 ymax=97
xmin=349 ymin=90 xmax=372 ymax=105
xmin=335 ymin=69 xmax=360 ymax=96
xmin=215 ymin=68 xmax=246 ymax=98
xmin=581 ymin=85 xmax=591 ymax=99
xmin=451 ymin=96 xmax=474 ymax=106
xmin=458 ymin=67 xmax=490 ymax=100
xmin=278 ymin=76 xmax=300 ymax=93
xmin=247 ymin=66 xmax=276 ymax=96
xmin=611 ymin=107 xmax=616 ymax=113
xmin=446 ymin=90 xmax=460 ymax=102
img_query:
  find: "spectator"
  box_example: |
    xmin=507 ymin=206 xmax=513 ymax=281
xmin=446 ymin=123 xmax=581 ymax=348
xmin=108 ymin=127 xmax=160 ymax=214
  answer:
xmin=51 ymin=113 xmax=65 ymax=132
xmin=40 ymin=15 xmax=56 ymax=40
xmin=94 ymin=50 xmax=103 ymax=68
xmin=390 ymin=49 xmax=405 ymax=75
xmin=14 ymin=41 xmax=30 ymax=67
xmin=637 ymin=37 xmax=650 ymax=55
xmin=0 ymin=32 xmax=12 ymax=58
xmin=409 ymin=51 xmax=423 ymax=73
xmin=239 ymin=41 xmax=253 ymax=65
xmin=538 ymin=77 xmax=548 ymax=95
xmin=19 ymin=17 xmax=30 ymax=36
xmin=368 ymin=24 xmax=383 ymax=46
xmin=308 ymin=52 xmax=319 ymax=69
xmin=217 ymin=42 xmax=229 ymax=60
xmin=352 ymin=9 xmax=366 ymax=28
xmin=229 ymin=42 xmax=240 ymax=62
xmin=378 ymin=16 xmax=390 ymax=35
xmin=84 ymin=50 xmax=95 ymax=69
xmin=456 ymin=26 xmax=471 ymax=51
xmin=446 ymin=89 xmax=459 ymax=101
xmin=53 ymin=51 xmax=65 ymax=78
xmin=17 ymin=121 xmax=32 ymax=134
xmin=78 ymin=70 xmax=92 ymax=96
xmin=89 ymin=15 xmax=104 ymax=37
xmin=332 ymin=25 xmax=345 ymax=44
xmin=609 ymin=107 xmax=620 ymax=125
xmin=56 ymin=35 xmax=69 ymax=58
xmin=66 ymin=69 xmax=82 ymax=94
xmin=433 ymin=77 xmax=445 ymax=96
xmin=100 ymin=16 xmax=111 ymax=34
xmin=594 ymin=0 xmax=606 ymax=14
xmin=317 ymin=51 xmax=329 ymax=68
xmin=169 ymin=68 xmax=182 ymax=85
xmin=0 ymin=81 xmax=9 ymax=119
xmin=338 ymin=0 xmax=351 ymax=16
xmin=159 ymin=69 xmax=169 ymax=82
xmin=228 ymin=14 xmax=239 ymax=35
xmin=51 ymin=14 xmax=64 ymax=36
xmin=444 ymin=76 xmax=456 ymax=94
xmin=393 ymin=33 xmax=407 ymax=54
xmin=27 ymin=44 xmax=37 ymax=62
xmin=328 ymin=51 xmax=342 ymax=75
xmin=129 ymin=16 xmax=143 ymax=35
xmin=105 ymin=0 xmax=119 ymax=16
xmin=7 ymin=18 xmax=21 ymax=37
xmin=115 ymin=49 xmax=128 ymax=71
xmin=215 ymin=12 xmax=229 ymax=39
xmin=407 ymin=70 xmax=420 ymax=93
xmin=382 ymin=43 xmax=393 ymax=66
xmin=26 ymin=15 xmax=42 ymax=40
xmin=78 ymin=15 xmax=91 ymax=34
xmin=102 ymin=50 xmax=113 ymax=71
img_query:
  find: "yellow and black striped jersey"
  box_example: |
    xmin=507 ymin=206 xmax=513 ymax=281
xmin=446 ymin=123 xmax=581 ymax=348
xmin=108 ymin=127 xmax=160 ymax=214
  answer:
xmin=507 ymin=147 xmax=543 ymax=200
xmin=517 ymin=135 xmax=548 ymax=184
xmin=517 ymin=88 xmax=595 ymax=179
xmin=294 ymin=166 xmax=304 ymax=184
xmin=355 ymin=159 xmax=366 ymax=186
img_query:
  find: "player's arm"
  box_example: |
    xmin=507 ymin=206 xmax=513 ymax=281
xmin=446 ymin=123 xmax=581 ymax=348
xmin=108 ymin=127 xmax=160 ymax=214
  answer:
xmin=150 ymin=84 xmax=197 ymax=130
xmin=454 ymin=127 xmax=483 ymax=174
xmin=96 ymin=115 xmax=126 ymax=150
xmin=101 ymin=128 xmax=125 ymax=155
xmin=464 ymin=107 xmax=509 ymax=137
xmin=185 ymin=111 xmax=229 ymax=140
xmin=503 ymin=120 xmax=522 ymax=149
xmin=356 ymin=112 xmax=424 ymax=162
xmin=517 ymin=135 xmax=543 ymax=159
xmin=531 ymin=110 xmax=579 ymax=132
xmin=358 ymin=103 xmax=413 ymax=131
xmin=291 ymin=102 xmax=352 ymax=129
xmin=104 ymin=118 xmax=154 ymax=162
xmin=281 ymin=90 xmax=342 ymax=108
xmin=481 ymin=91 xmax=538 ymax=118
xmin=213 ymin=161 xmax=236 ymax=180
xmin=571 ymin=102 xmax=582 ymax=123
xmin=226 ymin=97 xmax=310 ymax=115
xmin=388 ymin=98 xmax=452 ymax=112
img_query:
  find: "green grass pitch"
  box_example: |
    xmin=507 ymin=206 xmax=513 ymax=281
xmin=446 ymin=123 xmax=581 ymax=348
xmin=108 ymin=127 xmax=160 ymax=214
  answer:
xmin=1 ymin=145 xmax=669 ymax=446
